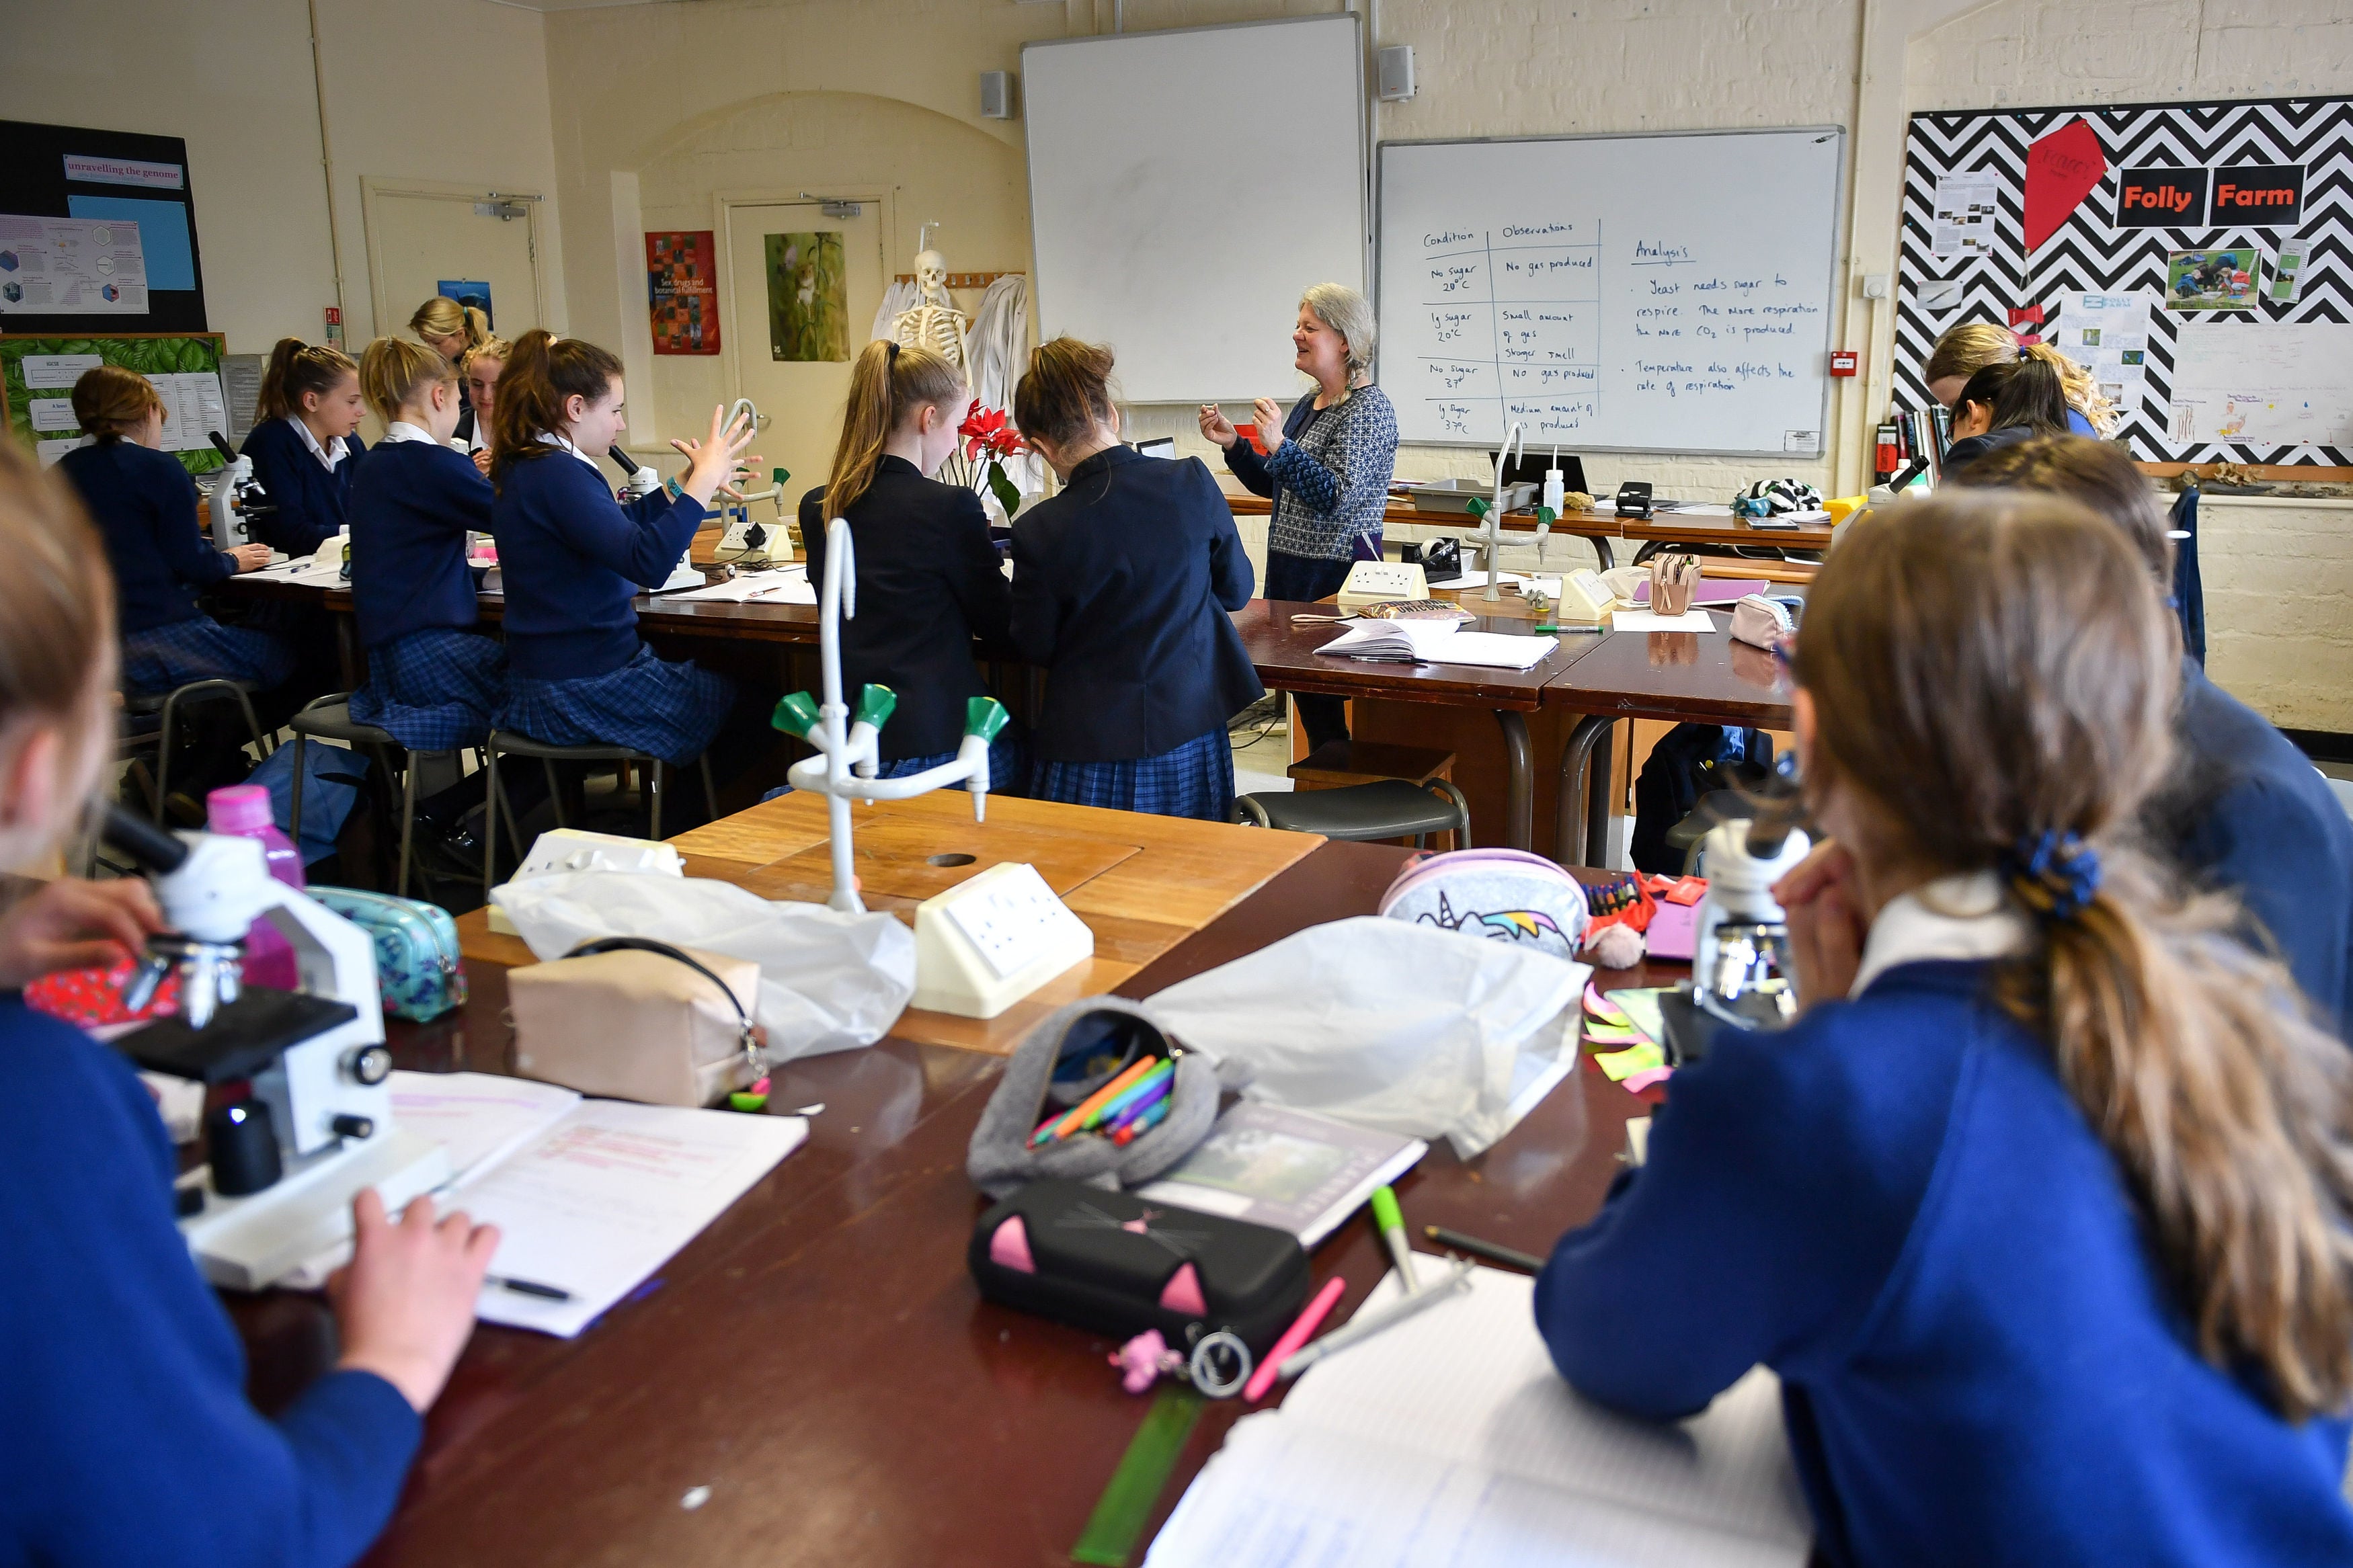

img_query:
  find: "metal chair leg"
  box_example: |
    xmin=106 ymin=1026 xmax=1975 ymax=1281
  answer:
xmin=483 ymin=743 xmax=504 ymax=904
xmin=544 ymin=759 xmax=565 ymax=829
xmin=701 ymin=754 xmax=718 ymax=823
xmin=649 ymin=758 xmax=666 ymax=841
xmin=155 ymin=695 xmax=177 ymax=823
xmin=1427 ymin=779 xmax=1474 ymax=850
xmin=397 ymin=751 xmax=421 ymax=899
xmin=1232 ymin=796 xmax=1273 ymax=828
xmin=289 ymin=733 xmax=307 ymax=850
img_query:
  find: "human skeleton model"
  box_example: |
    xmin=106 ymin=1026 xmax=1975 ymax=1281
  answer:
xmin=889 ymin=247 xmax=971 ymax=372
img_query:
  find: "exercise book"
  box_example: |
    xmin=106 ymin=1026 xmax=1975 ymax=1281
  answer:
xmin=1146 ymin=1266 xmax=1810 ymax=1567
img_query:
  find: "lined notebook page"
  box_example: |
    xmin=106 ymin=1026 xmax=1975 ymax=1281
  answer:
xmin=1146 ymin=1266 xmax=1809 ymax=1567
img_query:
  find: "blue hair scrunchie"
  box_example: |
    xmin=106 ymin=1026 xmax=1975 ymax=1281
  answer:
xmin=2004 ymin=829 xmax=2102 ymax=922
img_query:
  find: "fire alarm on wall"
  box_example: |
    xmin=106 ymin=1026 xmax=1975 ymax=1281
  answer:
xmin=1829 ymin=349 xmax=1859 ymax=377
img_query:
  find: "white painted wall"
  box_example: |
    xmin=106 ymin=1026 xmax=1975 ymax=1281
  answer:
xmin=0 ymin=0 xmax=564 ymax=356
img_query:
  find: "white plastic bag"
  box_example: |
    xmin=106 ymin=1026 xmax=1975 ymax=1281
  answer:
xmin=1145 ymin=916 xmax=1589 ymax=1158
xmin=489 ymin=871 xmax=916 ymax=1064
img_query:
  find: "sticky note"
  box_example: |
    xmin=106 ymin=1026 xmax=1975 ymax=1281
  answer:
xmin=1593 ymin=1041 xmax=1666 ymax=1082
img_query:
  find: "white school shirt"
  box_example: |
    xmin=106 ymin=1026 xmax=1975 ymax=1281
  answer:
xmin=380 ymin=421 xmax=438 ymax=446
xmin=289 ymin=415 xmax=349 ymax=471
xmin=1848 ymin=870 xmax=2032 ymax=998
xmin=540 ymin=432 xmax=606 ymax=476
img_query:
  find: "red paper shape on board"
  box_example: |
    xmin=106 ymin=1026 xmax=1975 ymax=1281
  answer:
xmin=2007 ymin=304 xmax=2044 ymax=345
xmin=2023 ymin=118 xmax=2106 ymax=253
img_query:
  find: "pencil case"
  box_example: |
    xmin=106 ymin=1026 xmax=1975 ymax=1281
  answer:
xmin=309 ymin=886 xmax=467 ymax=1022
xmin=506 ymin=938 xmax=764 ymax=1107
xmin=969 ymin=1178 xmax=1311 ymax=1356
xmin=966 ymin=996 xmax=1222 ymax=1200
xmin=1378 ymin=848 xmax=1590 ymax=960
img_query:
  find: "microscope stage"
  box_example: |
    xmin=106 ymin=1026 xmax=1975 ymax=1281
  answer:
xmin=117 ymin=989 xmax=362 ymax=1083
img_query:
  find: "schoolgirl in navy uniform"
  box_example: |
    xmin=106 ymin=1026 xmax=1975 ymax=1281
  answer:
xmin=1010 ymin=338 xmax=1260 ymax=820
xmin=346 ymin=337 xmax=504 ymax=753
xmin=1949 ymin=435 xmax=2353 ymax=1035
xmin=54 ymin=366 xmax=293 ymax=695
xmin=1937 ymin=354 xmax=2075 ymax=476
xmin=458 ymin=335 xmax=508 ymax=476
xmin=795 ymin=339 xmax=1019 ymax=789
xmin=488 ymin=329 xmax=758 ymax=790
xmin=1538 ymin=493 xmax=2353 ymax=1567
xmin=240 ymin=339 xmax=367 ymax=558
xmin=0 ymin=435 xmax=498 ymax=1565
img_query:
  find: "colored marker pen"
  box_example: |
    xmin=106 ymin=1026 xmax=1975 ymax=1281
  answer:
xmin=1370 ymin=1186 xmax=1419 ymax=1294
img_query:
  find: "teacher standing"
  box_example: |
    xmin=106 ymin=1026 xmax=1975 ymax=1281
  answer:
xmin=1198 ymin=282 xmax=1397 ymax=751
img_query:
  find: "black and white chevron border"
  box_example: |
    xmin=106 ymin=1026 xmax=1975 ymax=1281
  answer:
xmin=1898 ymin=95 xmax=2353 ymax=465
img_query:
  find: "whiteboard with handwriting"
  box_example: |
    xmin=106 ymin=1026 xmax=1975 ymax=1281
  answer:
xmin=1377 ymin=131 xmax=1845 ymax=455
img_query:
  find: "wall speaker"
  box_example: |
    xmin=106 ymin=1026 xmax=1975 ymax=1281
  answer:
xmin=1376 ymin=45 xmax=1414 ymax=103
xmin=981 ymin=71 xmax=1016 ymax=120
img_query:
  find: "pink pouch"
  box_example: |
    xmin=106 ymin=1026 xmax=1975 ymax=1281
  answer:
xmin=1728 ymin=594 xmax=1795 ymax=651
xmin=1378 ymin=848 xmax=1591 ymax=960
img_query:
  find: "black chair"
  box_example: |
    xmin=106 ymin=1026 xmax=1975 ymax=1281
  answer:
xmin=124 ymin=679 xmax=272 ymax=823
xmin=1234 ymin=778 xmax=1472 ymax=848
xmin=286 ymin=694 xmax=465 ymax=899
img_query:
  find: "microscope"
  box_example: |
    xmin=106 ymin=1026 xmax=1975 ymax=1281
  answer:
xmin=204 ymin=432 xmax=277 ymax=552
xmin=103 ymin=808 xmax=448 ymax=1290
xmin=1658 ymin=813 xmax=1812 ymax=1067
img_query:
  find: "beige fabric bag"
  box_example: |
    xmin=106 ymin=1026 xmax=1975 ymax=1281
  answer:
xmin=507 ymin=939 xmax=765 ymax=1107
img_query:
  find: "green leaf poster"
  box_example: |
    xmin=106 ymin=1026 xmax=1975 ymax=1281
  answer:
xmin=765 ymin=232 xmax=847 ymax=362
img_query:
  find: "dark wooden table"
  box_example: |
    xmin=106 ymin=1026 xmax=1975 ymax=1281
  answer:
xmin=1225 ymin=492 xmax=1834 ymax=569
xmin=1236 ymin=599 xmax=1595 ymax=852
xmin=1542 ymin=617 xmax=1794 ymax=865
xmin=229 ymin=839 xmax=1664 ymax=1567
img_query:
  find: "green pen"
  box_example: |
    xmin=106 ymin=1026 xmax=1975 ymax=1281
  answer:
xmin=1370 ymin=1185 xmax=1419 ymax=1295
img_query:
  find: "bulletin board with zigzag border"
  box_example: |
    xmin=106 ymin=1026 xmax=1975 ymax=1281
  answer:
xmin=1897 ymin=95 xmax=2353 ymax=465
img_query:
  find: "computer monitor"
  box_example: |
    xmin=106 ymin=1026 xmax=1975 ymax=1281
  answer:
xmin=1491 ymin=449 xmax=1587 ymax=495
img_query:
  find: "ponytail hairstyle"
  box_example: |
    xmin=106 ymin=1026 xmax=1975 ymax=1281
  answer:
xmin=69 ymin=366 xmax=165 ymax=444
xmin=489 ymin=329 xmax=623 ymax=481
xmin=1945 ymin=434 xmax=2173 ymax=583
xmin=358 ymin=336 xmax=457 ymax=426
xmin=257 ymin=337 xmax=358 ymax=422
xmin=0 ymin=436 xmax=118 ymax=799
xmin=1952 ymin=354 xmax=2073 ymax=441
xmin=410 ymin=296 xmax=490 ymax=357
xmin=1923 ymin=321 xmax=2116 ymax=435
xmin=822 ymin=339 xmax=967 ymax=516
xmin=1013 ymin=337 xmax=1117 ymax=449
xmin=1794 ymin=493 xmax=2353 ymax=1421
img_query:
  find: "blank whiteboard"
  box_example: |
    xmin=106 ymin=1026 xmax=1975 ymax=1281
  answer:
xmin=1023 ymin=17 xmax=1366 ymax=403
xmin=1377 ymin=130 xmax=1845 ymax=454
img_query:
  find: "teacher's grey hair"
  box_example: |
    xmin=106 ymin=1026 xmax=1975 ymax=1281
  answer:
xmin=1302 ymin=282 xmax=1377 ymax=388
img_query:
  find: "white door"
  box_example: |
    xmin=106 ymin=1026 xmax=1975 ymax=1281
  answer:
xmin=724 ymin=199 xmax=885 ymax=512
xmin=364 ymin=185 xmax=544 ymax=346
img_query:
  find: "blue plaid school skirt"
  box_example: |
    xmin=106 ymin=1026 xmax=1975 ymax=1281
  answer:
xmin=350 ymin=628 xmax=506 ymax=753
xmin=495 ymin=645 xmax=734 ymax=767
xmin=120 ymin=616 xmax=297 ymax=696
xmin=1029 ymin=728 xmax=1234 ymax=822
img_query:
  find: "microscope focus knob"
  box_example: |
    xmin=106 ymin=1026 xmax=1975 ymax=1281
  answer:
xmin=348 ymin=1044 xmax=393 ymax=1086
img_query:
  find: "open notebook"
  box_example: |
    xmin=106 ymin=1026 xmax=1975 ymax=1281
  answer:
xmin=1146 ymin=1266 xmax=1810 ymax=1567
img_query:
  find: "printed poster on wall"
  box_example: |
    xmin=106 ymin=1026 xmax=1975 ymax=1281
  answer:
xmin=1929 ymin=173 xmax=1999 ymax=259
xmin=764 ymin=232 xmax=847 ymax=362
xmin=437 ymin=280 xmax=493 ymax=329
xmin=2166 ymin=246 xmax=2258 ymax=311
xmin=2057 ymin=290 xmax=2154 ymax=411
xmin=645 ymin=231 xmax=719 ymax=356
xmin=0 ymin=214 xmax=149 ymax=315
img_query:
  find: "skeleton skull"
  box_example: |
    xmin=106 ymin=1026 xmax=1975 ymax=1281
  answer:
xmin=891 ymin=247 xmax=971 ymax=370
xmin=912 ymin=248 xmax=951 ymax=307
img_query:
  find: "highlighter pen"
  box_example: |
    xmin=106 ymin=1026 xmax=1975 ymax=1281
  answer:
xmin=1243 ymin=1276 xmax=1347 ymax=1402
xmin=1033 ymin=1055 xmax=1159 ymax=1146
xmin=1101 ymin=1072 xmax=1174 ymax=1135
xmin=1110 ymin=1095 xmax=1173 ymax=1146
xmin=1086 ymin=1059 xmax=1174 ymax=1132
xmin=1370 ymin=1186 xmax=1419 ymax=1295
xmin=1277 ymin=1259 xmax=1476 ymax=1381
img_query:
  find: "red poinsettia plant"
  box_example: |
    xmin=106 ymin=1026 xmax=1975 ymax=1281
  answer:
xmin=958 ymin=405 xmax=1027 ymax=519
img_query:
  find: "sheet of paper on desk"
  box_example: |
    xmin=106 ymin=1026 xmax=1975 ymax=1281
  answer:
xmin=1611 ymin=609 xmax=1719 ymax=633
xmin=461 ymin=1100 xmax=807 ymax=1337
xmin=389 ymin=1071 xmax=581 ymax=1184
xmin=1146 ymin=1266 xmax=1808 ymax=1568
xmin=1435 ymin=632 xmax=1559 ymax=669
xmin=666 ymin=567 xmax=814 ymax=604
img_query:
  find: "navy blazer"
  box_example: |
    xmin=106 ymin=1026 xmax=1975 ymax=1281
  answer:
xmin=493 ymin=447 xmax=706 ymax=681
xmin=56 ymin=440 xmax=229 ymax=636
xmin=347 ymin=440 xmax=494 ymax=650
xmin=800 ymin=456 xmax=1011 ymax=762
xmin=1010 ymin=446 xmax=1261 ymax=761
xmin=2161 ymin=661 xmax=2353 ymax=1032
xmin=241 ymin=418 xmax=365 ymax=556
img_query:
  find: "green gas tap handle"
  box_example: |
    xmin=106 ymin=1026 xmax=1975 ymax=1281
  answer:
xmin=1536 ymin=504 xmax=1558 ymax=527
xmin=965 ymin=696 xmax=1010 ymax=743
xmin=771 ymin=691 xmax=820 ymax=739
xmin=1464 ymin=496 xmax=1492 ymax=520
xmin=856 ymin=684 xmax=899 ymax=731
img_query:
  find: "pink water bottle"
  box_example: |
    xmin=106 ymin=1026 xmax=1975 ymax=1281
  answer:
xmin=206 ymin=784 xmax=305 ymax=993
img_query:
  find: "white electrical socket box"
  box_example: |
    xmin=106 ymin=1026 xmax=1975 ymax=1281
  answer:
xmin=911 ymin=862 xmax=1094 ymax=1019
